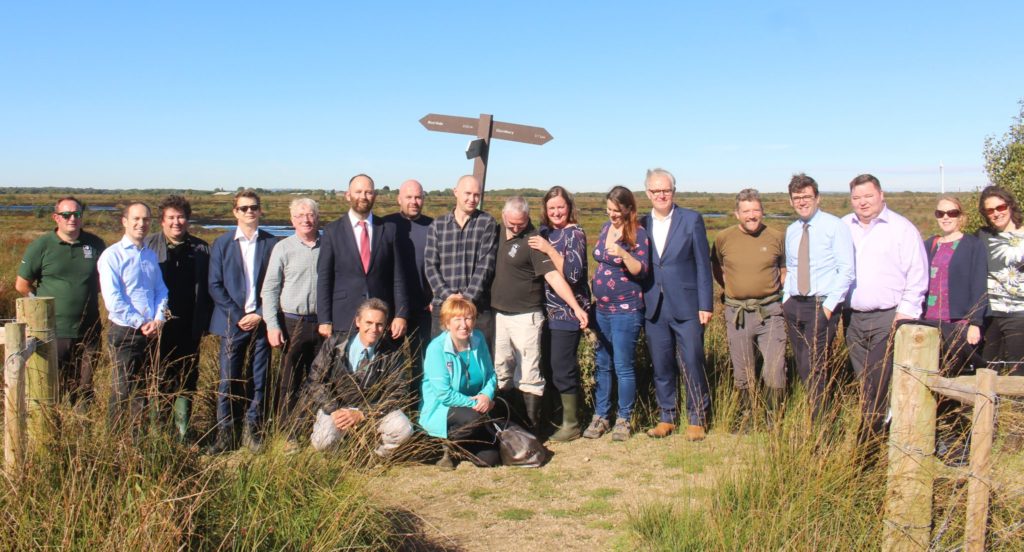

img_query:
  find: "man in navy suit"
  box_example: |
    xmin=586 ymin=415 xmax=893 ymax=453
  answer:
xmin=641 ymin=168 xmax=714 ymax=441
xmin=317 ymin=174 xmax=408 ymax=341
xmin=207 ymin=189 xmax=278 ymax=453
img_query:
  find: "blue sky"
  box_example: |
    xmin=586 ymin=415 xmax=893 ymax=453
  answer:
xmin=2 ymin=1 xmax=1022 ymax=193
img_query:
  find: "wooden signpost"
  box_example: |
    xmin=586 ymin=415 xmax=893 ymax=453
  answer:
xmin=418 ymin=113 xmax=553 ymax=200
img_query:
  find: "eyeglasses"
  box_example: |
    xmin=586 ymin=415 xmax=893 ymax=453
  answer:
xmin=647 ymin=189 xmax=674 ymax=197
xmin=55 ymin=211 xmax=83 ymax=220
xmin=235 ymin=204 xmax=261 ymax=213
xmin=790 ymin=194 xmax=816 ymax=203
xmin=934 ymin=209 xmax=962 ymax=219
xmin=983 ymin=203 xmax=1009 ymax=216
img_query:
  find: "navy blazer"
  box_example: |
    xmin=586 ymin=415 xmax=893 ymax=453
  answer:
xmin=208 ymin=228 xmax=278 ymax=337
xmin=317 ymin=214 xmax=408 ymax=331
xmin=641 ymin=205 xmax=714 ymax=322
xmin=923 ymin=233 xmax=988 ymax=326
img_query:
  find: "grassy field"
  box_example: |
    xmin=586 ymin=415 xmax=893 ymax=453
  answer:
xmin=0 ymin=188 xmax=1022 ymax=550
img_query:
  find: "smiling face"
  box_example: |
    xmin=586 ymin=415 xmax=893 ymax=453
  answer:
xmin=984 ymin=196 xmax=1013 ymax=232
xmin=934 ymin=199 xmax=963 ymax=236
xmin=851 ymin=182 xmax=885 ymax=224
xmin=645 ymin=173 xmax=675 ymax=215
xmin=53 ymin=198 xmax=84 ymax=241
xmin=454 ymin=176 xmax=482 ymax=216
xmin=397 ymin=180 xmax=424 ymax=219
xmin=545 ymin=195 xmax=569 ymax=229
xmin=233 ymin=196 xmax=261 ymax=226
xmin=446 ymin=311 xmax=475 ymax=343
xmin=606 ymin=199 xmax=626 ymax=227
xmin=788 ymin=186 xmax=820 ymax=222
xmin=502 ymin=210 xmax=529 ymax=238
xmin=346 ymin=176 xmax=376 ymax=216
xmin=161 ymin=207 xmax=189 ymax=242
xmin=290 ymin=202 xmax=318 ymax=238
xmin=735 ymin=199 xmax=764 ymax=234
xmin=355 ymin=307 xmax=387 ymax=348
xmin=122 ymin=204 xmax=151 ymax=245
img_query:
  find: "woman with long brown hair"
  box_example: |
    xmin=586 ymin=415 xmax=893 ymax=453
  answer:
xmin=583 ymin=186 xmax=650 ymax=441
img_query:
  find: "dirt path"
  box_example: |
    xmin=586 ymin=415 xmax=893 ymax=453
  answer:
xmin=371 ymin=431 xmax=749 ymax=551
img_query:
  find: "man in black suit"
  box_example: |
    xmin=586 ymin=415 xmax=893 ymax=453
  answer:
xmin=207 ymin=189 xmax=278 ymax=453
xmin=317 ymin=174 xmax=408 ymax=341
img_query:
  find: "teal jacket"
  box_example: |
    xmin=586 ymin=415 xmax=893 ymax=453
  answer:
xmin=418 ymin=329 xmax=496 ymax=438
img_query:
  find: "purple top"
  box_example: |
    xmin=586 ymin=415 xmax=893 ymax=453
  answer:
xmin=541 ymin=225 xmax=591 ymax=331
xmin=592 ymin=222 xmax=650 ymax=314
xmin=924 ymin=239 xmax=958 ymax=322
xmin=842 ymin=207 xmax=929 ymax=317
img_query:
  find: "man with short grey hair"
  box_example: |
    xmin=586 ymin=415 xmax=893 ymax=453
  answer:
xmin=490 ymin=196 xmax=588 ymax=432
xmin=262 ymin=197 xmax=322 ymax=446
xmin=711 ymin=189 xmax=787 ymax=430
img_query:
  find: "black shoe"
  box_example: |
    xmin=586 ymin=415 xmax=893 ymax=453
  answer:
xmin=205 ymin=429 xmax=235 ymax=455
xmin=241 ymin=424 xmax=264 ymax=453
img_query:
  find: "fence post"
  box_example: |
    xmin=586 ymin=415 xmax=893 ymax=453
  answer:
xmin=16 ymin=297 xmax=58 ymax=456
xmin=4 ymin=322 xmax=27 ymax=477
xmin=964 ymin=368 xmax=996 ymax=552
xmin=883 ymin=323 xmax=940 ymax=552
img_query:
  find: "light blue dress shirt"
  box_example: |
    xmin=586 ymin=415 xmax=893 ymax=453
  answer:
xmin=783 ymin=209 xmax=855 ymax=312
xmin=98 ymin=236 xmax=169 ymax=329
xmin=347 ymin=334 xmax=376 ymax=371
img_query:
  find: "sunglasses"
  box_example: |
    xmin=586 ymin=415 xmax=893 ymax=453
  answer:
xmin=56 ymin=211 xmax=83 ymax=220
xmin=983 ymin=203 xmax=1009 ymax=216
xmin=934 ymin=209 xmax=962 ymax=219
xmin=235 ymin=204 xmax=261 ymax=213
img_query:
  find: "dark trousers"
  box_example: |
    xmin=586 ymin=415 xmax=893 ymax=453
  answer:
xmin=432 ymin=306 xmax=495 ymax=356
xmin=783 ymin=297 xmax=841 ymax=420
xmin=405 ymin=308 xmax=433 ymax=390
xmin=983 ymin=317 xmax=1024 ymax=375
xmin=216 ymin=322 xmax=271 ymax=431
xmin=277 ymin=315 xmax=322 ymax=435
xmin=56 ymin=331 xmax=102 ymax=407
xmin=447 ymin=405 xmax=506 ymax=467
xmin=106 ymin=324 xmax=151 ymax=431
xmin=644 ymin=314 xmax=710 ymax=426
xmin=158 ymin=318 xmax=201 ymax=398
xmin=844 ymin=308 xmax=897 ymax=444
xmin=544 ymin=327 xmax=581 ymax=395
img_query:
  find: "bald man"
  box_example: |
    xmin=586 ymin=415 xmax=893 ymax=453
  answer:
xmin=424 ymin=175 xmax=499 ymax=348
xmin=383 ymin=180 xmax=434 ymax=370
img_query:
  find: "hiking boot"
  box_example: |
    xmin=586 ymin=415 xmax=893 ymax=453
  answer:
xmin=205 ymin=428 xmax=235 ymax=455
xmin=611 ymin=418 xmax=631 ymax=442
xmin=646 ymin=422 xmax=676 ymax=438
xmin=583 ymin=416 xmax=610 ymax=439
xmin=550 ymin=394 xmax=581 ymax=442
xmin=684 ymin=425 xmax=707 ymax=441
xmin=241 ymin=423 xmax=264 ymax=453
xmin=283 ymin=436 xmax=302 ymax=456
xmin=436 ymin=446 xmax=457 ymax=470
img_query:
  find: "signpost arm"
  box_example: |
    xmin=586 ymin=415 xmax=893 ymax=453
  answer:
xmin=474 ymin=113 xmax=493 ymax=205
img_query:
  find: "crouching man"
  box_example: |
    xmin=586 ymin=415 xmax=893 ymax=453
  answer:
xmin=301 ymin=298 xmax=414 ymax=456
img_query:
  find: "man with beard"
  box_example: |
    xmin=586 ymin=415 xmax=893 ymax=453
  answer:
xmin=711 ymin=189 xmax=787 ymax=431
xmin=317 ymin=174 xmax=408 ymax=341
xmin=144 ymin=195 xmax=213 ymax=442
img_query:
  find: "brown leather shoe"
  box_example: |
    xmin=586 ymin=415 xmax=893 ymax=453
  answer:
xmin=684 ymin=425 xmax=706 ymax=441
xmin=646 ymin=422 xmax=676 ymax=438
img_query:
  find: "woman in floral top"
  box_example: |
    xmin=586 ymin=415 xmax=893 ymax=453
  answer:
xmin=528 ymin=186 xmax=591 ymax=442
xmin=978 ymin=185 xmax=1024 ymax=376
xmin=923 ymin=195 xmax=987 ymax=465
xmin=583 ymin=186 xmax=649 ymax=441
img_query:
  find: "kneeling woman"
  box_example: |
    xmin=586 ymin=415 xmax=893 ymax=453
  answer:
xmin=420 ymin=296 xmax=503 ymax=467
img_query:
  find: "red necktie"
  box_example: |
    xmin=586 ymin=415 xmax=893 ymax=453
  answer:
xmin=358 ymin=220 xmax=370 ymax=273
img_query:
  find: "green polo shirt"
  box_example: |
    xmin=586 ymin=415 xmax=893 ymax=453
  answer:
xmin=18 ymin=230 xmax=106 ymax=338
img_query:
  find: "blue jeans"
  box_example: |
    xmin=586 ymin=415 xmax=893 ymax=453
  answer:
xmin=593 ymin=309 xmax=643 ymax=420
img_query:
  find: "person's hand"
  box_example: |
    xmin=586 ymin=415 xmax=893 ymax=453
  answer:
xmin=698 ymin=310 xmax=712 ymax=325
xmin=238 ymin=313 xmax=262 ymax=332
xmin=893 ymin=312 xmax=913 ymax=324
xmin=472 ymin=394 xmax=493 ymax=414
xmin=318 ymin=323 xmax=333 ymax=338
xmin=268 ymin=328 xmax=284 ymax=348
xmin=573 ymin=306 xmax=589 ymax=330
xmin=967 ymin=324 xmax=982 ymax=346
xmin=823 ymin=308 xmax=833 ymax=320
xmin=390 ymin=317 xmax=407 ymax=339
xmin=331 ymin=408 xmax=365 ymax=431
xmin=606 ymin=242 xmax=623 ymax=258
xmin=527 ymin=235 xmax=553 ymax=255
xmin=141 ymin=320 xmax=164 ymax=337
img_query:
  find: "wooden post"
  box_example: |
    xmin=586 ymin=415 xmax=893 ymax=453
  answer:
xmin=16 ymin=297 xmax=58 ymax=455
xmin=964 ymin=368 xmax=996 ymax=552
xmin=4 ymin=322 xmax=27 ymax=477
xmin=474 ymin=113 xmax=493 ymax=205
xmin=883 ymin=323 xmax=940 ymax=552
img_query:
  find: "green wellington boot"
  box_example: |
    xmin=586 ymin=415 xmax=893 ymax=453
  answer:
xmin=173 ymin=396 xmax=193 ymax=443
xmin=550 ymin=393 xmax=581 ymax=442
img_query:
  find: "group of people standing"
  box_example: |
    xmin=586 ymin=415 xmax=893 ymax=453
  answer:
xmin=14 ymin=169 xmax=1024 ymax=467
